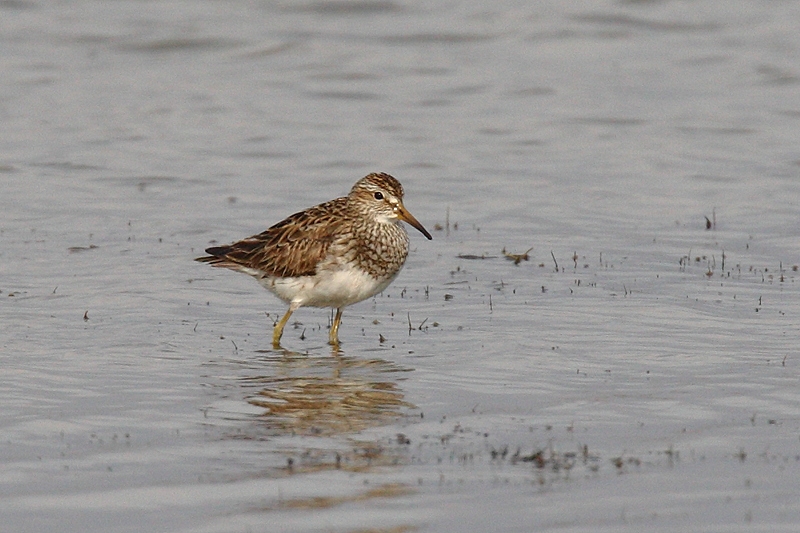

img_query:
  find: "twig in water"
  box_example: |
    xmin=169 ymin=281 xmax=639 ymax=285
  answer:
xmin=502 ymin=247 xmax=533 ymax=265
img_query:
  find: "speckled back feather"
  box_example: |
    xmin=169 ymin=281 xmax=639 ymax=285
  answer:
xmin=196 ymin=197 xmax=349 ymax=278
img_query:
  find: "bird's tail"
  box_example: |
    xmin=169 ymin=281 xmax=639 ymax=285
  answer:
xmin=194 ymin=246 xmax=235 ymax=265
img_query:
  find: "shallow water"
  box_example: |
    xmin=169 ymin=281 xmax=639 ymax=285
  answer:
xmin=2 ymin=0 xmax=800 ymax=531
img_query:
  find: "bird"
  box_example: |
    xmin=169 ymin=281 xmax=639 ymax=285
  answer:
xmin=195 ymin=172 xmax=432 ymax=348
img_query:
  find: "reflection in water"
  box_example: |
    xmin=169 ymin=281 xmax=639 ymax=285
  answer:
xmin=258 ymin=483 xmax=416 ymax=512
xmin=242 ymin=348 xmax=415 ymax=436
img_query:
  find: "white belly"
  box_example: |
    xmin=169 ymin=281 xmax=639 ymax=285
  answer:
xmin=257 ymin=265 xmax=399 ymax=309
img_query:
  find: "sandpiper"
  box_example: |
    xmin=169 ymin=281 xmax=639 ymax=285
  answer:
xmin=196 ymin=172 xmax=432 ymax=347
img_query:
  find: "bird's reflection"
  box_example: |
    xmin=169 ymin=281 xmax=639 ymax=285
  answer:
xmin=240 ymin=345 xmax=415 ymax=436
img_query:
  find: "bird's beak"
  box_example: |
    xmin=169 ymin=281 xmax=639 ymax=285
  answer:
xmin=396 ymin=204 xmax=433 ymax=240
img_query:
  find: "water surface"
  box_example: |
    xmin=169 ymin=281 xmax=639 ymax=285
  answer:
xmin=2 ymin=1 xmax=799 ymax=531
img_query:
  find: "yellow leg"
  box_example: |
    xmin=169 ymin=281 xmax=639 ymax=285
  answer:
xmin=272 ymin=307 xmax=295 ymax=348
xmin=329 ymin=307 xmax=344 ymax=346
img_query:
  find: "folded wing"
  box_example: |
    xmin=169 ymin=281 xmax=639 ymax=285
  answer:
xmin=195 ymin=198 xmax=349 ymax=279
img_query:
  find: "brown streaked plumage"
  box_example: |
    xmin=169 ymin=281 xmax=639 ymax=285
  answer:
xmin=196 ymin=172 xmax=432 ymax=348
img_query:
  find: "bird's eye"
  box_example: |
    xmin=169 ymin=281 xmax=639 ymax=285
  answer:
xmin=373 ymin=192 xmax=384 ymax=200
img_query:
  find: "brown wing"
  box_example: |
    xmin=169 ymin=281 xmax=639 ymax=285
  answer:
xmin=195 ymin=197 xmax=350 ymax=278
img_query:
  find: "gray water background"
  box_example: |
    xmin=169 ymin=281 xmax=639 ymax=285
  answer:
xmin=2 ymin=1 xmax=799 ymax=531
